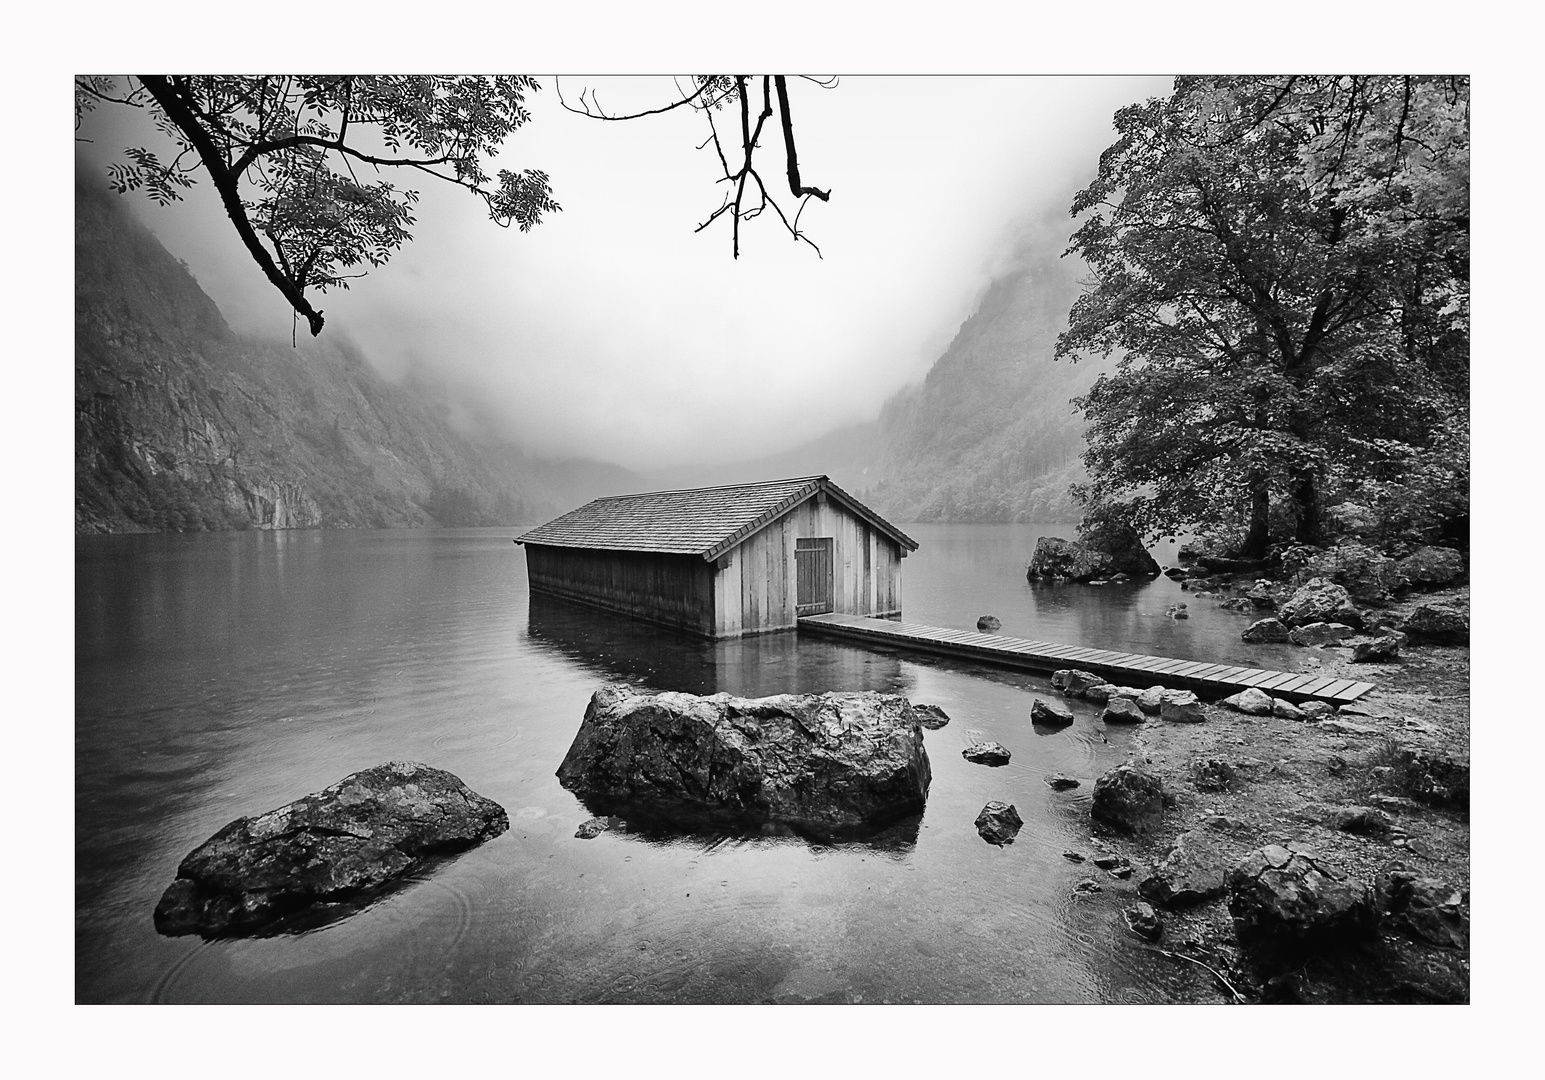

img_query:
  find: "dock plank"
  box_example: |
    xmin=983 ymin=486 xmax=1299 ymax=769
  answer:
xmin=796 ymin=613 xmax=1370 ymax=704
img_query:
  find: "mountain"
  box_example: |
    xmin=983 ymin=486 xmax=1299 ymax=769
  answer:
xmin=651 ymin=234 xmax=1112 ymax=522
xmin=74 ymin=173 xmax=637 ymax=534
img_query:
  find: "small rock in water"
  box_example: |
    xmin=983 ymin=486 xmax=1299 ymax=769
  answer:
xmin=975 ymin=801 xmax=1024 ymax=846
xmin=1062 ymin=849 xmax=1087 ymax=863
xmin=911 ymin=703 xmax=951 ymax=729
xmin=963 ymin=741 xmax=1012 ymax=766
xmin=1045 ymin=773 xmax=1080 ymax=791
xmin=1031 ymin=697 xmax=1075 ymax=727
xmin=976 ymin=615 xmax=1002 ymax=632
xmin=1102 ymin=697 xmax=1145 ymax=725
xmin=1126 ymin=901 xmax=1163 ymax=941
xmin=575 ymin=817 xmax=610 ymax=839
xmin=1074 ymin=879 xmax=1103 ymax=894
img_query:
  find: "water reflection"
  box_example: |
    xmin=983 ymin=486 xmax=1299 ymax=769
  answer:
xmin=527 ymin=592 xmax=910 ymax=698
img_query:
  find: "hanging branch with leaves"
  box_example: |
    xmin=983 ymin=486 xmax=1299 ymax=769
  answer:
xmin=75 ymin=75 xmax=561 ymax=337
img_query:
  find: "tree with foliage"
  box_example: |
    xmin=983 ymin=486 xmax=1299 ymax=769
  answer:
xmin=75 ymin=76 xmax=562 ymax=338
xmin=76 ymin=75 xmax=834 ymax=338
xmin=1056 ymin=76 xmax=1469 ymax=557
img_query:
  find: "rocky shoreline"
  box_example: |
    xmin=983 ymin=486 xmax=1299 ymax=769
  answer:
xmin=1052 ymin=548 xmax=1470 ymax=1004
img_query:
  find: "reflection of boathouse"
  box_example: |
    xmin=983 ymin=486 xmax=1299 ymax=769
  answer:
xmin=516 ymin=476 xmax=918 ymax=639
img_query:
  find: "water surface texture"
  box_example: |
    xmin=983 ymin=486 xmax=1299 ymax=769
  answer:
xmin=76 ymin=524 xmax=1300 ymax=1003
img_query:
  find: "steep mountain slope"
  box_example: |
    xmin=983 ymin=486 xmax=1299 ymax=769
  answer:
xmin=663 ymin=238 xmax=1111 ymax=521
xmin=75 ymin=175 xmax=635 ymax=534
xmin=856 ymin=241 xmax=1112 ymax=521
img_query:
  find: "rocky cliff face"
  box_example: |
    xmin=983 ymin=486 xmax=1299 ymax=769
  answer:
xmin=75 ymin=174 xmax=631 ymax=534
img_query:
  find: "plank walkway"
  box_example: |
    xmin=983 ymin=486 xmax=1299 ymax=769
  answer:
xmin=797 ymin=612 xmax=1374 ymax=705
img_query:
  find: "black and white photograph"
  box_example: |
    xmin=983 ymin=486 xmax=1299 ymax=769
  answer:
xmin=54 ymin=13 xmax=1498 ymax=1032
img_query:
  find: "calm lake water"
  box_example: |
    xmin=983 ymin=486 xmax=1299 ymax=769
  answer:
xmin=76 ymin=523 xmax=1307 ymax=1004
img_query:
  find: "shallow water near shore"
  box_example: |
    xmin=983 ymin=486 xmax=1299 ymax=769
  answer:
xmin=76 ymin=523 xmax=1309 ymax=1004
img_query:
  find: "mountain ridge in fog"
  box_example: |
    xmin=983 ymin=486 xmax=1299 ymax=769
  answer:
xmin=645 ymin=231 xmax=1112 ymax=522
xmin=74 ymin=173 xmax=637 ymax=534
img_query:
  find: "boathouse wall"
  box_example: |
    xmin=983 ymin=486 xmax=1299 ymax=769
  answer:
xmin=524 ymin=545 xmax=717 ymax=636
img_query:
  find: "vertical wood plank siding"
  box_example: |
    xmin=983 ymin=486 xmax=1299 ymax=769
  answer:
xmin=526 ymin=545 xmax=716 ymax=636
xmin=718 ymin=497 xmax=904 ymax=637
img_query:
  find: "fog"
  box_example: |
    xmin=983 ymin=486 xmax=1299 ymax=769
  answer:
xmin=75 ymin=76 xmax=1170 ymax=470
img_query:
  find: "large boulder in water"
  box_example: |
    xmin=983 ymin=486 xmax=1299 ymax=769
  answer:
xmin=556 ymin=685 xmax=931 ymax=837
xmin=1026 ymin=530 xmax=1159 ymax=582
xmin=153 ymin=761 xmax=509 ymax=938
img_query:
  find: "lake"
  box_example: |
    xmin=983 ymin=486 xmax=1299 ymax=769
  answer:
xmin=75 ymin=523 xmax=1305 ymax=1004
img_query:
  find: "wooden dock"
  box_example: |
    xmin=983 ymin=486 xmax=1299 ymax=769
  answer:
xmin=797 ymin=612 xmax=1374 ymax=705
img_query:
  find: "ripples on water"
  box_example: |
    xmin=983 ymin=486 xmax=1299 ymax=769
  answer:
xmin=76 ymin=525 xmax=1283 ymax=1004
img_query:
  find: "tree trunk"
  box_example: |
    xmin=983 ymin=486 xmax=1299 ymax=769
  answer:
xmin=1289 ymin=466 xmax=1322 ymax=546
xmin=1239 ymin=479 xmax=1271 ymax=558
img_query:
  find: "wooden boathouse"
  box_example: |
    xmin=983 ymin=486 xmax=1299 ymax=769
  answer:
xmin=516 ymin=476 xmax=919 ymax=639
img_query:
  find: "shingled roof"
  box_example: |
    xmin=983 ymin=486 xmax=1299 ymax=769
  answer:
xmin=515 ymin=475 xmax=917 ymax=562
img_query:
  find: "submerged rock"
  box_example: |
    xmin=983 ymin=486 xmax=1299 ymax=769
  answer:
xmin=153 ymin=761 xmax=509 ymax=938
xmin=575 ymin=817 xmax=611 ymax=839
xmin=974 ymin=801 xmax=1023 ymax=846
xmin=1092 ymin=764 xmax=1165 ymax=834
xmin=911 ymin=703 xmax=952 ymax=730
xmin=556 ymin=686 xmax=932 ymax=836
xmin=963 ymin=741 xmax=1013 ymax=766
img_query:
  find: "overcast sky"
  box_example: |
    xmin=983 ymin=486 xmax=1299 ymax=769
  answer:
xmin=76 ymin=76 xmax=1171 ymax=469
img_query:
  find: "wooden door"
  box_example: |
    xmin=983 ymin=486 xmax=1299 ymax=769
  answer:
xmin=795 ymin=537 xmax=834 ymax=616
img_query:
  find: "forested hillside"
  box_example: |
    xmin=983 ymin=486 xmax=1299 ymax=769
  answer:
xmin=75 ymin=174 xmax=634 ymax=534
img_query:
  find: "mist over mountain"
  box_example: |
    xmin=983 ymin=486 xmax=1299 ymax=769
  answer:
xmin=75 ymin=174 xmax=637 ymax=534
xmin=647 ymin=230 xmax=1111 ymax=522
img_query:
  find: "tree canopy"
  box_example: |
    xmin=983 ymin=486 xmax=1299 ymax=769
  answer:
xmin=76 ymin=75 xmax=835 ymax=339
xmin=76 ymin=76 xmax=562 ymax=337
xmin=1056 ymin=76 xmax=1469 ymax=556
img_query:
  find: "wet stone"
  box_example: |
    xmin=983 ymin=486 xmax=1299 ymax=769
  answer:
xmin=575 ymin=817 xmax=610 ymax=839
xmin=911 ymin=704 xmax=951 ymax=730
xmin=974 ymin=801 xmax=1024 ymax=846
xmin=1125 ymin=902 xmax=1163 ymax=942
xmin=1045 ymin=773 xmax=1080 ymax=791
xmin=1062 ymin=850 xmax=1086 ymax=863
xmin=963 ymin=742 xmax=1012 ymax=767
xmin=1031 ymin=697 xmax=1075 ymax=726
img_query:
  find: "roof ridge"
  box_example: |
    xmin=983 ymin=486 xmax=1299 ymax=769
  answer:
xmin=587 ymin=475 xmax=826 ymax=502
